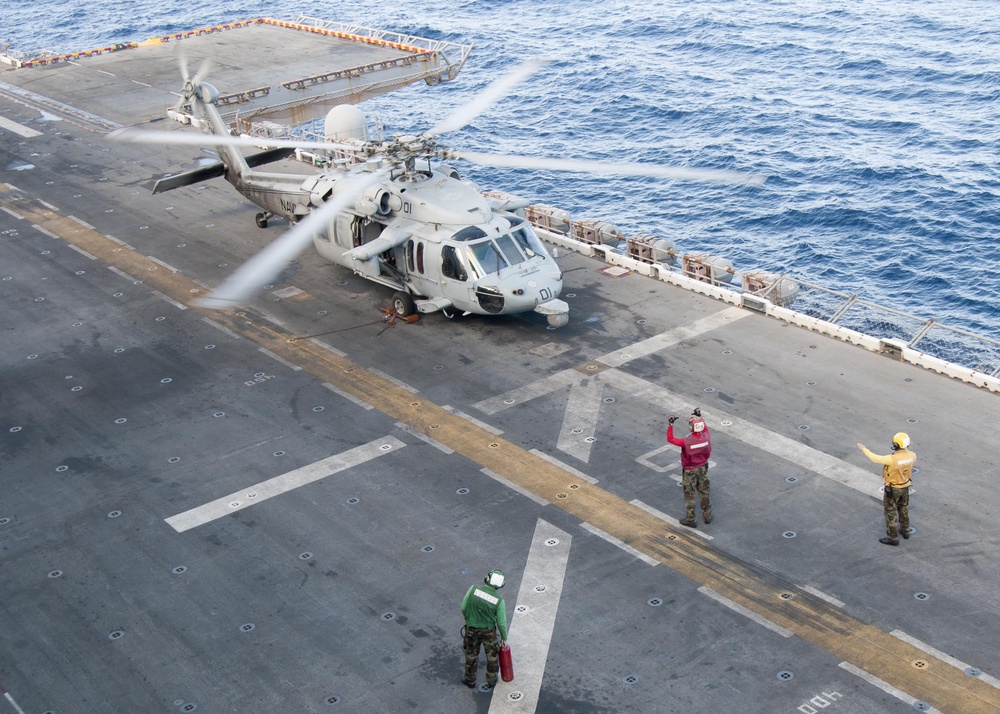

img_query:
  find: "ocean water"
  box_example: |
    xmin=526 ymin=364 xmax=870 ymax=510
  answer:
xmin=3 ymin=0 xmax=999 ymax=339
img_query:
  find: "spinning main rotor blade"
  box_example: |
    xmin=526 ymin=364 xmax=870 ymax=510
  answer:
xmin=108 ymin=127 xmax=359 ymax=154
xmin=447 ymin=150 xmax=767 ymax=187
xmin=428 ymin=59 xmax=549 ymax=136
xmin=194 ymin=170 xmax=388 ymax=310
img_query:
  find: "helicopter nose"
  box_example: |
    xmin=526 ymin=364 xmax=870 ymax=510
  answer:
xmin=514 ymin=274 xmax=562 ymax=306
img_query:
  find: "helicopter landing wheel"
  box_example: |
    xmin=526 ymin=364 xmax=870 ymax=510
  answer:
xmin=392 ymin=291 xmax=417 ymax=317
xmin=547 ymin=312 xmax=569 ymax=329
xmin=255 ymin=212 xmax=269 ymax=229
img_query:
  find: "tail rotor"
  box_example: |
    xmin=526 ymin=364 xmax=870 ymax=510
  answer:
xmin=172 ymin=44 xmax=214 ymax=115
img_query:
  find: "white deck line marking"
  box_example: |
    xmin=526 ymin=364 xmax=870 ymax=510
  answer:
xmin=258 ymin=347 xmax=302 ymax=371
xmin=322 ymin=382 xmax=374 ymax=410
xmin=581 ymin=522 xmax=659 ymax=566
xmin=799 ymin=585 xmax=846 ymax=609
xmin=441 ymin=406 xmax=504 ymax=435
xmin=201 ymin=318 xmax=242 ymax=340
xmin=482 ymin=468 xmax=549 ymax=506
xmin=557 ymin=377 xmax=602 ymax=462
xmin=597 ymin=306 xmax=750 ymax=368
xmin=530 ymin=449 xmax=598 ymax=484
xmin=838 ymin=661 xmax=943 ymax=713
xmin=36 ymin=199 xmax=59 ymax=212
xmin=891 ymin=630 xmax=1000 ymax=690
xmin=31 ymin=224 xmax=59 ymax=239
xmin=490 ymin=519 xmax=571 ymax=713
xmin=395 ymin=422 xmax=454 ymax=454
xmin=630 ymin=499 xmax=714 ymax=541
xmin=104 ymin=234 xmax=133 ymax=248
xmin=634 ymin=449 xmax=716 ymax=482
xmin=0 ymin=115 xmax=42 ymax=138
xmin=67 ymin=244 xmax=97 ymax=260
xmin=698 ymin=586 xmax=793 ymax=637
xmin=308 ymin=338 xmax=348 ymax=357
xmin=147 ymin=256 xmax=180 ymax=272
xmin=108 ymin=266 xmax=138 ymax=282
xmin=165 ymin=436 xmax=405 ymax=532
xmin=150 ymin=289 xmax=187 ymax=310
xmin=636 ymin=444 xmax=683 ymax=474
xmin=370 ymin=367 xmax=419 ymax=393
xmin=68 ymin=215 xmax=95 ymax=230
xmin=603 ymin=369 xmax=883 ymax=499
xmin=2 ymin=206 xmax=24 ymax=219
xmin=474 ymin=369 xmax=579 ymax=415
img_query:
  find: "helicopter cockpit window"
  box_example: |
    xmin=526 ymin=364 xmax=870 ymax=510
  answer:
xmin=495 ymin=234 xmax=527 ymax=266
xmin=452 ymin=226 xmax=488 ymax=242
xmin=441 ymin=245 xmax=468 ymax=281
xmin=468 ymin=239 xmax=509 ymax=275
xmin=511 ymin=226 xmax=546 ymax=258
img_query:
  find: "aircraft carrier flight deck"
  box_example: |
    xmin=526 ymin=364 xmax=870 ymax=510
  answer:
xmin=1 ymin=16 xmax=998 ymax=714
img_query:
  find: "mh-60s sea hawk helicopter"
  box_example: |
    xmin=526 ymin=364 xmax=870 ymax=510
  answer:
xmin=113 ymin=59 xmax=765 ymax=328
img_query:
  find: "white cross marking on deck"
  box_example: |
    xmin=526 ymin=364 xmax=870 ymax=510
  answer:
xmin=476 ymin=307 xmax=751 ymax=464
xmin=489 ymin=519 xmax=571 ymax=713
xmin=164 ymin=435 xmax=405 ymax=532
xmin=474 ymin=305 xmax=882 ymax=497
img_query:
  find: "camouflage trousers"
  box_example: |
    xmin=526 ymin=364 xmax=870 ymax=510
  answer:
xmin=682 ymin=465 xmax=712 ymax=521
xmin=883 ymin=485 xmax=910 ymax=539
xmin=462 ymin=626 xmax=500 ymax=685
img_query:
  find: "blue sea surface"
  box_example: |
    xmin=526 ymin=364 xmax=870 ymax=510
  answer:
xmin=3 ymin=0 xmax=999 ymax=338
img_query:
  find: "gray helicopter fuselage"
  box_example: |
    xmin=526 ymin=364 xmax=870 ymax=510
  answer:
xmin=296 ymin=166 xmax=566 ymax=319
xmin=176 ymin=79 xmax=568 ymax=324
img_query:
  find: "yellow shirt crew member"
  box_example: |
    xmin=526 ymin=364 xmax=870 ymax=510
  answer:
xmin=858 ymin=432 xmax=917 ymax=546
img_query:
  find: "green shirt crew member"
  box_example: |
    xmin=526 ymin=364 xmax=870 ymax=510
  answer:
xmin=858 ymin=432 xmax=917 ymax=546
xmin=461 ymin=569 xmax=509 ymax=690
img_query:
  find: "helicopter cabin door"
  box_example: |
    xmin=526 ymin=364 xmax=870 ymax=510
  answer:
xmin=436 ymin=243 xmax=475 ymax=307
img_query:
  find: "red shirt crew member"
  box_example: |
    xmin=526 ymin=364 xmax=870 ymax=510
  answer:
xmin=667 ymin=410 xmax=713 ymax=527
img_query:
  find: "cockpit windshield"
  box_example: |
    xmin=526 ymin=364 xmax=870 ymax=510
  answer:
xmin=509 ymin=219 xmax=547 ymax=258
xmin=463 ymin=222 xmax=549 ymax=278
xmin=468 ymin=240 xmax=508 ymax=276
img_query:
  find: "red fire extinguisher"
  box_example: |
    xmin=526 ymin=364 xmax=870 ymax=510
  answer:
xmin=499 ymin=642 xmax=514 ymax=682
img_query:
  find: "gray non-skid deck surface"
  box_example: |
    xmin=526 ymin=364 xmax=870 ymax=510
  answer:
xmin=2 ymin=25 xmax=999 ymax=714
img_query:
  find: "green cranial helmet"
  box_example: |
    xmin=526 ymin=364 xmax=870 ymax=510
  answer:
xmin=485 ymin=569 xmax=505 ymax=588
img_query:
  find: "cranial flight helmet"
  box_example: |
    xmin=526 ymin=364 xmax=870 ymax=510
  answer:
xmin=892 ymin=432 xmax=910 ymax=451
xmin=485 ymin=569 xmax=506 ymax=588
xmin=689 ymin=416 xmax=706 ymax=433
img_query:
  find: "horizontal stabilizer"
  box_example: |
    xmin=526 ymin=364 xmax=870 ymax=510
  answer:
xmin=245 ymin=146 xmax=297 ymax=168
xmin=152 ymin=147 xmax=296 ymax=194
xmin=153 ymin=162 xmax=225 ymax=193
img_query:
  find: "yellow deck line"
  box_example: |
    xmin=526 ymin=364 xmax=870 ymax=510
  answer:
xmin=5 ymin=187 xmax=998 ymax=713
